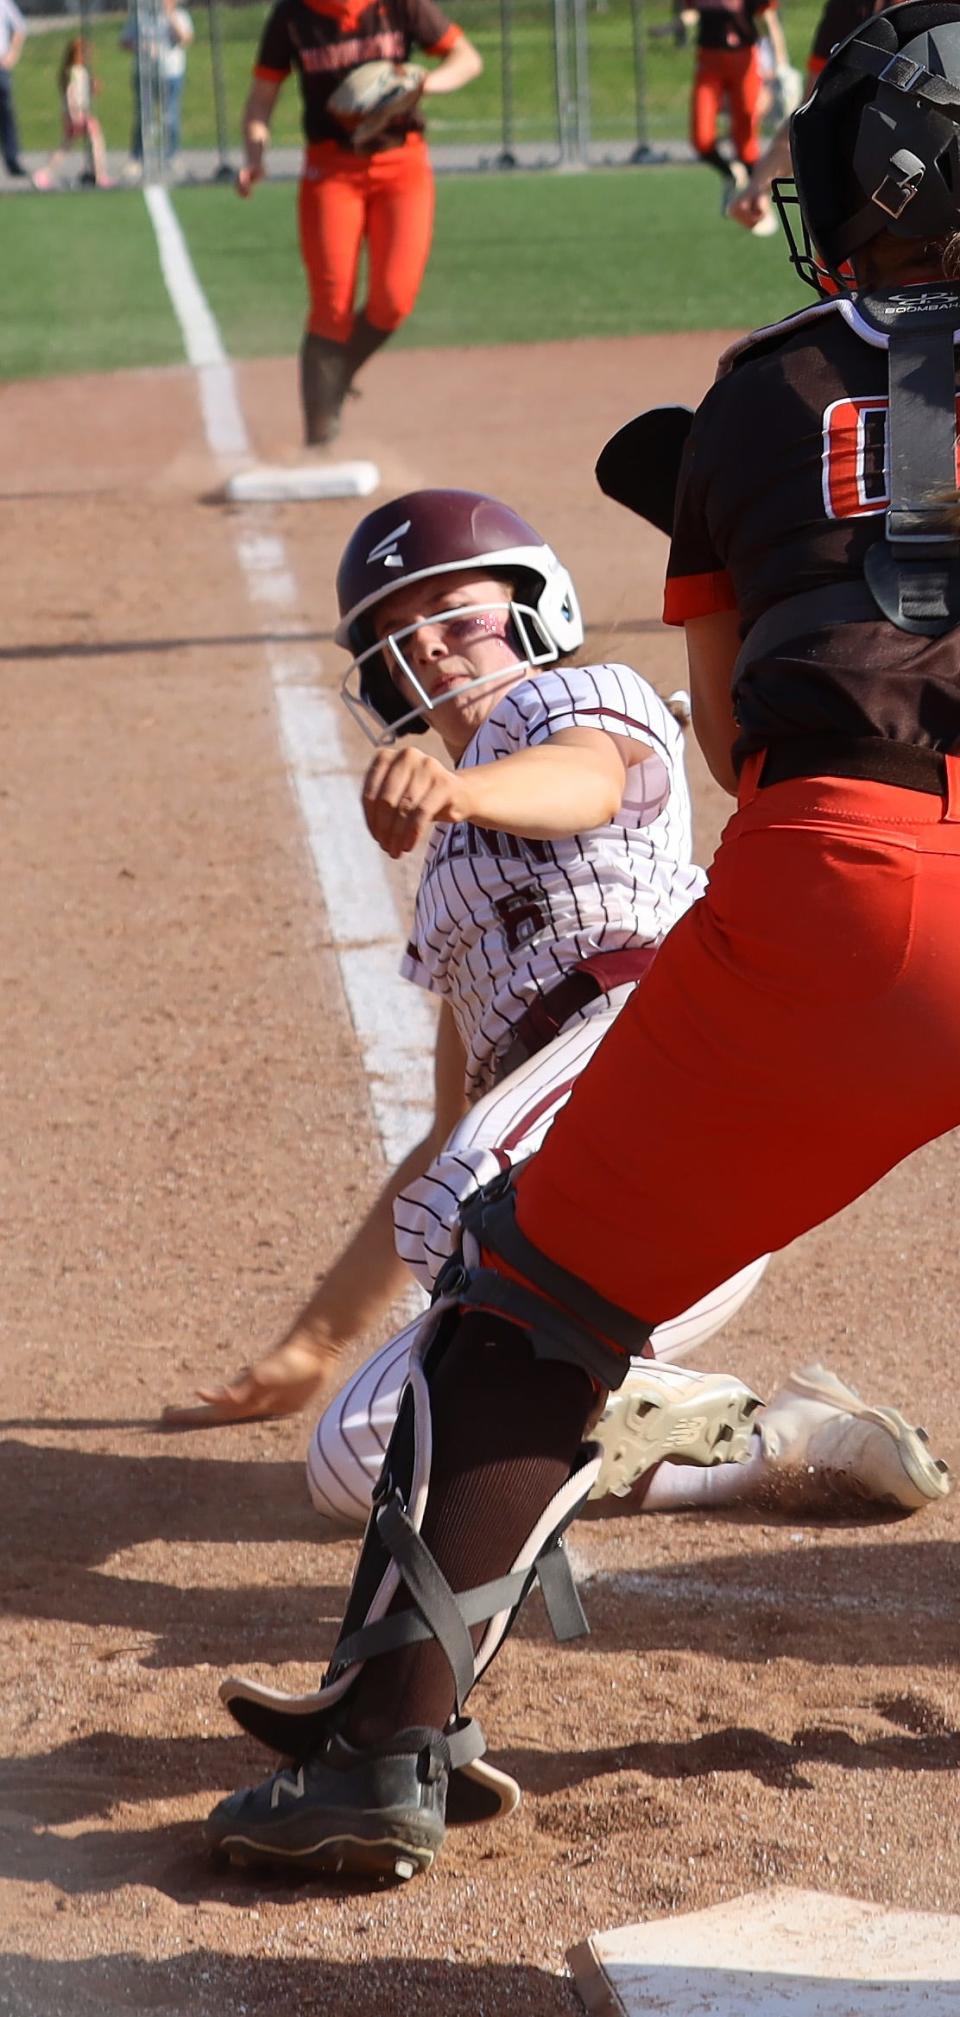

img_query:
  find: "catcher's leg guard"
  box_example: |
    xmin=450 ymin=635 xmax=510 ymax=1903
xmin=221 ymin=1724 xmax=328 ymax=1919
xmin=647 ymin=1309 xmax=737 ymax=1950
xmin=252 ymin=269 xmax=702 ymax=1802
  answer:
xmin=218 ymin=1302 xmax=601 ymax=1833
xmin=299 ymin=332 xmax=349 ymax=447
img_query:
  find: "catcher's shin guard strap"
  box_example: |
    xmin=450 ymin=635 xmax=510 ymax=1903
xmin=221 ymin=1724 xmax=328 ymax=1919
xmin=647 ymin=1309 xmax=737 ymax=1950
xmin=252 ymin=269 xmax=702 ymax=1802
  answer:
xmin=332 ymin=1495 xmax=589 ymax=1699
xmin=445 ymin=1173 xmax=652 ymax=1390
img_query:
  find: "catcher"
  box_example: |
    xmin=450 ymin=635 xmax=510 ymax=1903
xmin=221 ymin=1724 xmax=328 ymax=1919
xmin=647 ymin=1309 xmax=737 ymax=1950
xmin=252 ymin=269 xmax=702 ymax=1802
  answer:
xmin=237 ymin=2 xmax=482 ymax=448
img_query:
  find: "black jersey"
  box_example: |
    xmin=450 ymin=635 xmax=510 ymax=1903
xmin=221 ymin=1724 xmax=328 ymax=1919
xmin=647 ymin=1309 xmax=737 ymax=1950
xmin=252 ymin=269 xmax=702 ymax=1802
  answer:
xmin=664 ymin=299 xmax=960 ymax=761
xmin=692 ymin=0 xmax=773 ymax=54
xmin=255 ymin=0 xmax=459 ymax=148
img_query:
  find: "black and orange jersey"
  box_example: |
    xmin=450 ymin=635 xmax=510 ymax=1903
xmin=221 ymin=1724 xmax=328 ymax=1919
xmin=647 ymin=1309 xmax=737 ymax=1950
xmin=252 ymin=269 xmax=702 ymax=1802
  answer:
xmin=690 ymin=0 xmax=774 ymax=55
xmin=255 ymin=0 xmax=460 ymax=148
xmin=664 ymin=300 xmax=960 ymax=759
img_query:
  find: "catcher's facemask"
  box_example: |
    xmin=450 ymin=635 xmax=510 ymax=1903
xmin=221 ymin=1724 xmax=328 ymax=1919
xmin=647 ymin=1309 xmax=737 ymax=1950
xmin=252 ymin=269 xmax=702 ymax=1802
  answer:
xmin=777 ymin=2 xmax=960 ymax=296
xmin=340 ymin=597 xmax=560 ymax=747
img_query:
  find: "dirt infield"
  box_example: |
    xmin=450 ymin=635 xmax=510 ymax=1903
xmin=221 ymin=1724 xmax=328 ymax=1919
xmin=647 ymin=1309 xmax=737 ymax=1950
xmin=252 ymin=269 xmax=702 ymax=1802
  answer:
xmin=1 ymin=338 xmax=958 ymax=2017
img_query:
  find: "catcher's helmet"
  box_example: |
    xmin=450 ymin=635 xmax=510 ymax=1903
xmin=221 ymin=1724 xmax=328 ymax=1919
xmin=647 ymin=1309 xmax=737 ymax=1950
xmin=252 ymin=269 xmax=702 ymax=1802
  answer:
xmin=776 ymin=1 xmax=960 ymax=292
xmin=335 ymin=488 xmax=583 ymax=742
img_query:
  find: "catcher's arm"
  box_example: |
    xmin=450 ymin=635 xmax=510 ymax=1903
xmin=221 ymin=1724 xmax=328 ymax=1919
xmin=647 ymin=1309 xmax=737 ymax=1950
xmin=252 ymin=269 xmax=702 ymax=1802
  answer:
xmin=237 ymin=74 xmax=282 ymax=196
xmin=684 ymin=611 xmax=742 ymax=795
xmin=420 ymin=29 xmax=482 ymax=96
xmin=161 ymin=1004 xmax=469 ymax=1428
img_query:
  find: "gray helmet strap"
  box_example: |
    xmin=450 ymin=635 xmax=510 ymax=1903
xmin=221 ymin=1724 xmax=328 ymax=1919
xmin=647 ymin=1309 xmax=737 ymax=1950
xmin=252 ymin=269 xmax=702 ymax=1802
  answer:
xmin=857 ymin=284 xmax=960 ymax=632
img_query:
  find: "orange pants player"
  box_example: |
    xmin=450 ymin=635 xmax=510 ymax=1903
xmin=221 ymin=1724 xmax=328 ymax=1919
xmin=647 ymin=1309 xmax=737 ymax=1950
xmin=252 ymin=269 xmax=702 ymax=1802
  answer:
xmin=513 ymin=757 xmax=960 ymax=1331
xmin=298 ymin=132 xmax=435 ymax=344
xmin=691 ymin=47 xmax=763 ymax=164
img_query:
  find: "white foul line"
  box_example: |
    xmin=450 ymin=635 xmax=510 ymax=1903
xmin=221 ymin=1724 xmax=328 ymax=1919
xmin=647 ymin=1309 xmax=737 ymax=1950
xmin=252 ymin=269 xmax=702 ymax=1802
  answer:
xmin=143 ymin=186 xmax=435 ymax=1167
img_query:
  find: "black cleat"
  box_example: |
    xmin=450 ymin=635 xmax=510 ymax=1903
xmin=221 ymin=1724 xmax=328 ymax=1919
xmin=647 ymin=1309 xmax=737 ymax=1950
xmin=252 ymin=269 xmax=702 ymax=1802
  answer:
xmin=205 ymin=1727 xmax=449 ymax=1882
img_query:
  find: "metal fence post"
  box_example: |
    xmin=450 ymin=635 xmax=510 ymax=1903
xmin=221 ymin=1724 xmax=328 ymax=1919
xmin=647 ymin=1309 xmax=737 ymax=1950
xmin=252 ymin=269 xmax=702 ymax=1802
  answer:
xmin=135 ymin=0 xmax=166 ymax=185
xmin=552 ymin=0 xmax=574 ymax=163
xmin=497 ymin=0 xmax=517 ymax=167
xmin=629 ymin=0 xmax=652 ymax=162
xmin=207 ymin=0 xmax=234 ymax=182
xmin=571 ymin=0 xmax=591 ymax=166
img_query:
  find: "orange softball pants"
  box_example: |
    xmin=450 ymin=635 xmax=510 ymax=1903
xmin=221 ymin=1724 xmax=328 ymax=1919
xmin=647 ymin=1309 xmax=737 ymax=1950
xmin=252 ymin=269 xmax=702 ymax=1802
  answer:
xmin=691 ymin=47 xmax=763 ymax=164
xmin=298 ymin=132 xmax=435 ymax=343
xmin=513 ymin=755 xmax=960 ymax=1332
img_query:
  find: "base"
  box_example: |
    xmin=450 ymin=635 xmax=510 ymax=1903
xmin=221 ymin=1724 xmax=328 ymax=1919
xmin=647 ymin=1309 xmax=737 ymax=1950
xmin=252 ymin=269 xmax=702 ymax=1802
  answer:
xmin=224 ymin=460 xmax=380 ymax=504
xmin=569 ymin=1888 xmax=960 ymax=2016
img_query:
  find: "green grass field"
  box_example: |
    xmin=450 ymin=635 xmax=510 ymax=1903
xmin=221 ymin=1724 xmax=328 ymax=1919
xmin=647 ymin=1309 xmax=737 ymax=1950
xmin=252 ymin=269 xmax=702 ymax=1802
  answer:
xmin=1 ymin=166 xmax=805 ymax=381
xmin=14 ymin=0 xmax=825 ymax=157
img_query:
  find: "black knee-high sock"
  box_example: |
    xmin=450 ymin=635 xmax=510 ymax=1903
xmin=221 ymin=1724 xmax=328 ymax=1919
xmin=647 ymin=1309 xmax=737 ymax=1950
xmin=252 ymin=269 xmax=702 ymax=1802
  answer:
xmin=343 ymin=1313 xmax=596 ymax=1746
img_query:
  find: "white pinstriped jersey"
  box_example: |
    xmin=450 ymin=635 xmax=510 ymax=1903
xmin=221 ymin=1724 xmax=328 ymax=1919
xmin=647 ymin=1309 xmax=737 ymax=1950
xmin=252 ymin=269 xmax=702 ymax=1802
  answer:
xmin=400 ymin=662 xmax=705 ymax=1098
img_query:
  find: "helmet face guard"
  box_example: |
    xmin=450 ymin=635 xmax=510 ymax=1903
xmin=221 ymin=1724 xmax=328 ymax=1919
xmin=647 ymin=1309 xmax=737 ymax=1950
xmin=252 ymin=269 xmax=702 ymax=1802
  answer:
xmin=340 ymin=596 xmax=561 ymax=746
xmin=335 ymin=489 xmax=584 ymax=742
xmin=780 ymin=3 xmax=960 ymax=296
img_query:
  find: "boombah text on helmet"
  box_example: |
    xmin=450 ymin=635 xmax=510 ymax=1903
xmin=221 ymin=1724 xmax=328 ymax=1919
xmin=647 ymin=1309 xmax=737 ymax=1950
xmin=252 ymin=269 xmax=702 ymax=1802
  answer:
xmin=335 ymin=489 xmax=584 ymax=743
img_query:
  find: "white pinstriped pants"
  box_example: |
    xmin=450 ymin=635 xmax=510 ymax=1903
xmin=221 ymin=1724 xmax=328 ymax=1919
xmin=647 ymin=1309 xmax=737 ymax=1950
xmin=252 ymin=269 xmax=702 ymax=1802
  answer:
xmin=307 ymin=990 xmax=768 ymax=1523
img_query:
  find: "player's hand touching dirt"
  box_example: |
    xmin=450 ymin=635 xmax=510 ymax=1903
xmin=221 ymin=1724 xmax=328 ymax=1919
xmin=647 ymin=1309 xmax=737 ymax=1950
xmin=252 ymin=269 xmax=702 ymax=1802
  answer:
xmin=362 ymin=746 xmax=468 ymax=857
xmin=161 ymin=1326 xmax=339 ymax=1429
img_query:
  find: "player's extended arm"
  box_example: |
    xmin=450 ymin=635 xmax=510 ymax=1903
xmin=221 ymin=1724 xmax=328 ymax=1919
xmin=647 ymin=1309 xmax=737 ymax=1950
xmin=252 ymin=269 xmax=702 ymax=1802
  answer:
xmin=362 ymin=728 xmax=650 ymax=859
xmin=2 ymin=28 xmax=24 ymax=69
xmin=727 ymin=53 xmax=818 ymax=226
xmin=160 ymin=1004 xmax=469 ymax=1427
xmin=237 ymin=74 xmax=282 ymax=196
xmin=685 ymin=610 xmax=742 ymax=795
xmin=421 ymin=31 xmax=482 ymax=96
xmin=763 ymin=5 xmax=790 ymax=73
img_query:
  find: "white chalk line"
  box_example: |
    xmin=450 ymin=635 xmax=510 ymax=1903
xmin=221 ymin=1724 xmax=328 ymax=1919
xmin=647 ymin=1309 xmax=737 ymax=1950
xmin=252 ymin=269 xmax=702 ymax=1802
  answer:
xmin=569 ymin=1556 xmax=955 ymax=1625
xmin=144 ymin=187 xmax=435 ymax=1169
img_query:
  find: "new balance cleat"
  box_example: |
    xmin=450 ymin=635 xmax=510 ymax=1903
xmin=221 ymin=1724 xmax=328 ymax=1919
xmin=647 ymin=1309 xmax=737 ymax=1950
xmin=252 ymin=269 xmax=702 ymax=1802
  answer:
xmin=205 ymin=1726 xmax=449 ymax=1882
xmin=758 ymin=1362 xmax=952 ymax=1512
xmin=589 ymin=1360 xmax=762 ymax=1500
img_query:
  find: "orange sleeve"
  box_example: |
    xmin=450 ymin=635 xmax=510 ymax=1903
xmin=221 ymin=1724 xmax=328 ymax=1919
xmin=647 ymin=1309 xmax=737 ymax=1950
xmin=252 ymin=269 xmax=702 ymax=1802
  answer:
xmin=253 ymin=63 xmax=288 ymax=80
xmin=662 ymin=570 xmax=738 ymax=626
xmin=426 ymin=23 xmax=463 ymax=54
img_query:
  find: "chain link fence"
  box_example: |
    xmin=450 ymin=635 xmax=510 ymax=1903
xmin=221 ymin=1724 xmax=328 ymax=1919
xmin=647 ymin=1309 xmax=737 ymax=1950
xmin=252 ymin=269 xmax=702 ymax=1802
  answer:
xmin=13 ymin=0 xmax=809 ymax=182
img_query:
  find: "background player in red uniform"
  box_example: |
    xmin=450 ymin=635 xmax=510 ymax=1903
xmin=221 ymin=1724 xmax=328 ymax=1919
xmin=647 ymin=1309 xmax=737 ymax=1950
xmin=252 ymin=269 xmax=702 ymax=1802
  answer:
xmin=727 ymin=0 xmax=894 ymax=231
xmin=237 ymin=1 xmax=481 ymax=447
xmin=202 ymin=2 xmax=960 ymax=1886
xmin=681 ymin=0 xmax=790 ymax=211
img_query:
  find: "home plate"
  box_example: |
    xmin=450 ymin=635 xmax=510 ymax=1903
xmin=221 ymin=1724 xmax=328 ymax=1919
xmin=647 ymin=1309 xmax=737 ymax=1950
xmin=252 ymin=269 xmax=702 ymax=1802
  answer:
xmin=568 ymin=1888 xmax=960 ymax=2016
xmin=224 ymin=461 xmax=380 ymax=503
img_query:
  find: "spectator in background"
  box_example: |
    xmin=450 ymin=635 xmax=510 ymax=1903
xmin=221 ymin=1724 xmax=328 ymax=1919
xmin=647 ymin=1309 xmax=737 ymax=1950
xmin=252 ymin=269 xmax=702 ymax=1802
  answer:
xmin=121 ymin=0 xmax=194 ymax=181
xmin=0 ymin=0 xmax=29 ymax=180
xmin=34 ymin=37 xmax=112 ymax=190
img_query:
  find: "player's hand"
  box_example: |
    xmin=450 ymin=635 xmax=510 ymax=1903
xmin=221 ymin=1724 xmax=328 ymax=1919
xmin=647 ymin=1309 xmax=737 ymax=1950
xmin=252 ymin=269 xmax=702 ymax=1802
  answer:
xmin=727 ymin=187 xmax=769 ymax=231
xmin=160 ymin=1328 xmax=338 ymax=1429
xmin=362 ymin=746 xmax=468 ymax=858
xmin=235 ymin=163 xmax=263 ymax=198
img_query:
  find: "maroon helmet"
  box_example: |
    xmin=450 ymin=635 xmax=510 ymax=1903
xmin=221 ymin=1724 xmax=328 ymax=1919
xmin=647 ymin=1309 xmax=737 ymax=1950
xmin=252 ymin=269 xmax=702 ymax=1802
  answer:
xmin=335 ymin=488 xmax=583 ymax=741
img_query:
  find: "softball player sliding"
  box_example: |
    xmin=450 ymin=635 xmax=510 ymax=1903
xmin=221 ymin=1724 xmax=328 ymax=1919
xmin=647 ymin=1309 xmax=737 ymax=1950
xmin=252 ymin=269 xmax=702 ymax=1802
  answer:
xmin=168 ymin=490 xmax=945 ymax=1537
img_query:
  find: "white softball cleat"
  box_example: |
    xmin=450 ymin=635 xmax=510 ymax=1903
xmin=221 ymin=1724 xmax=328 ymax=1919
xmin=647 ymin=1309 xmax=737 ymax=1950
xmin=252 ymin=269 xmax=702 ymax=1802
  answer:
xmin=589 ymin=1360 xmax=763 ymax=1501
xmin=758 ymin=1362 xmax=952 ymax=1512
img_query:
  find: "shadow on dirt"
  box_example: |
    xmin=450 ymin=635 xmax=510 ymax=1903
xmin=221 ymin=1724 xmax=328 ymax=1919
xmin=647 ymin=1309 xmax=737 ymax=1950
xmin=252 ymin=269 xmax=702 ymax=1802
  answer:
xmin=0 ymin=1438 xmax=957 ymax=1671
xmin=496 ymin=1713 xmax=960 ymax=1799
xmin=0 ymin=1950 xmax=579 ymax=2017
